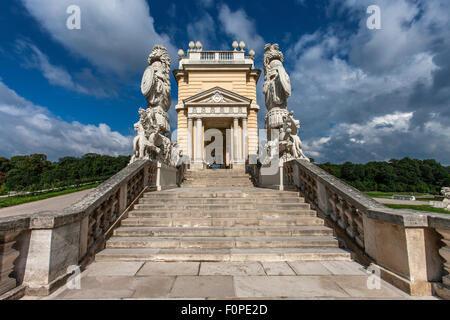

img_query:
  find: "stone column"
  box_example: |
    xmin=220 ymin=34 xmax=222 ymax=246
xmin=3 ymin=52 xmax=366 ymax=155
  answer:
xmin=242 ymin=117 xmax=248 ymax=161
xmin=233 ymin=118 xmax=239 ymax=162
xmin=187 ymin=118 xmax=193 ymax=160
xmin=196 ymin=118 xmax=203 ymax=162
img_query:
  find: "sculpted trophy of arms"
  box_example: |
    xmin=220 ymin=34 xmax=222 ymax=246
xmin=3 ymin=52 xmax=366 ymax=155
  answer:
xmin=130 ymin=45 xmax=180 ymax=166
xmin=262 ymin=44 xmax=309 ymax=164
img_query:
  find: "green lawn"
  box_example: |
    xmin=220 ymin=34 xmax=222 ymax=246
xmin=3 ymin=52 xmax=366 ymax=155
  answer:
xmin=384 ymin=204 xmax=449 ymax=214
xmin=0 ymin=183 xmax=100 ymax=209
xmin=364 ymin=191 xmax=435 ymax=199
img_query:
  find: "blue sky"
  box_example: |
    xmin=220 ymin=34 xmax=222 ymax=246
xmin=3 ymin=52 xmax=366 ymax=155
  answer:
xmin=0 ymin=0 xmax=449 ymax=164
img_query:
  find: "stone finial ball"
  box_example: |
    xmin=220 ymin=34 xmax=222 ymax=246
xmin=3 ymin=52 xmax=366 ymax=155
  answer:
xmin=189 ymin=41 xmax=195 ymax=49
xmin=232 ymin=41 xmax=239 ymax=50
xmin=178 ymin=49 xmax=185 ymax=58
xmin=239 ymin=41 xmax=246 ymax=51
xmin=195 ymin=41 xmax=203 ymax=50
xmin=249 ymin=49 xmax=255 ymax=57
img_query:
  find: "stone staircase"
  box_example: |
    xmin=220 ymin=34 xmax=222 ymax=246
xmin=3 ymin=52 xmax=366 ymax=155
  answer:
xmin=181 ymin=169 xmax=254 ymax=187
xmin=97 ymin=170 xmax=351 ymax=262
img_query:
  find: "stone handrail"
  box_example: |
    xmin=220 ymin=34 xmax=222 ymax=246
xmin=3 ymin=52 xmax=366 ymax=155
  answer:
xmin=0 ymin=159 xmax=179 ymax=299
xmin=282 ymin=159 xmax=450 ymax=299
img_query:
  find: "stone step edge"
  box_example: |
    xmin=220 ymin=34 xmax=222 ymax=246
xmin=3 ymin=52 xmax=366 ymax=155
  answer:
xmin=95 ymin=248 xmax=352 ymax=262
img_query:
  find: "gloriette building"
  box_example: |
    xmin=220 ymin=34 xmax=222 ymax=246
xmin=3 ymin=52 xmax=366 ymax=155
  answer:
xmin=173 ymin=41 xmax=261 ymax=170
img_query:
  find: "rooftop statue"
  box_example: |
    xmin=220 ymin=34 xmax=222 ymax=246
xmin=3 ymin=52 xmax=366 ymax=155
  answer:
xmin=130 ymin=45 xmax=181 ymax=167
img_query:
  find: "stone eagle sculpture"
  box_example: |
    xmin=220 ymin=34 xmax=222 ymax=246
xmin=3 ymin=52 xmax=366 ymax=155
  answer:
xmin=130 ymin=45 xmax=181 ymax=167
xmin=262 ymin=43 xmax=309 ymax=164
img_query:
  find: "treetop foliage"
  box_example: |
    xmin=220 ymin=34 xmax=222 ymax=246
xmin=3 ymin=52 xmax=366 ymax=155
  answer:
xmin=318 ymin=157 xmax=450 ymax=194
xmin=0 ymin=153 xmax=130 ymax=193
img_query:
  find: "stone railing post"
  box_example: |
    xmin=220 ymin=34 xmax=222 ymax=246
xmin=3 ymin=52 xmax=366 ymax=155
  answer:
xmin=279 ymin=162 xmax=284 ymax=191
xmin=0 ymin=232 xmax=20 ymax=296
xmin=156 ymin=162 xmax=162 ymax=191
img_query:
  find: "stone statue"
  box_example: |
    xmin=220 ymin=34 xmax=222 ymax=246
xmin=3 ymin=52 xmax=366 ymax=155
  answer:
xmin=442 ymin=187 xmax=450 ymax=211
xmin=279 ymin=111 xmax=309 ymax=162
xmin=130 ymin=45 xmax=180 ymax=167
xmin=263 ymin=43 xmax=291 ymax=112
xmin=141 ymin=45 xmax=171 ymax=112
xmin=262 ymin=44 xmax=309 ymax=164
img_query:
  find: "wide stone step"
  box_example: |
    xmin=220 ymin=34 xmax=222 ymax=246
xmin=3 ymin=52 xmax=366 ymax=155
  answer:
xmin=113 ymin=226 xmax=333 ymax=237
xmin=142 ymin=191 xmax=300 ymax=199
xmin=128 ymin=209 xmax=317 ymax=219
xmin=96 ymin=247 xmax=352 ymax=262
xmin=120 ymin=217 xmax=324 ymax=227
xmin=183 ymin=177 xmax=251 ymax=180
xmin=182 ymin=185 xmax=254 ymax=188
xmin=133 ymin=203 xmax=310 ymax=211
xmin=138 ymin=197 xmax=305 ymax=205
xmin=106 ymin=236 xmax=339 ymax=249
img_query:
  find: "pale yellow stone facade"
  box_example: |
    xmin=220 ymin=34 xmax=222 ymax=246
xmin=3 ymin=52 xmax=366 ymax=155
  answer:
xmin=173 ymin=48 xmax=261 ymax=169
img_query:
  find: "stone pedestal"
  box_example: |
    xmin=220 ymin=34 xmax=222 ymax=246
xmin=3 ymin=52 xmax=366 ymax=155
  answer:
xmin=156 ymin=162 xmax=178 ymax=191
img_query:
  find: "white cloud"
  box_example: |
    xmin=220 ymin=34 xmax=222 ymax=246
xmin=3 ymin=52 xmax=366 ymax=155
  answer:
xmin=20 ymin=0 xmax=176 ymax=76
xmin=218 ymin=4 xmax=265 ymax=52
xmin=197 ymin=0 xmax=214 ymax=9
xmin=15 ymin=40 xmax=110 ymax=97
xmin=286 ymin=0 xmax=450 ymax=164
xmin=0 ymin=80 xmax=132 ymax=160
xmin=187 ymin=13 xmax=216 ymax=48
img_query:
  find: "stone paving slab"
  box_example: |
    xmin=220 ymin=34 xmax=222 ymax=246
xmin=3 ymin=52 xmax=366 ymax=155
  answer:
xmin=288 ymin=261 xmax=332 ymax=275
xmin=33 ymin=261 xmax=432 ymax=300
xmin=199 ymin=262 xmax=266 ymax=276
xmin=137 ymin=262 xmax=200 ymax=276
xmin=85 ymin=261 xmax=144 ymax=277
xmin=169 ymin=276 xmax=235 ymax=298
xmin=332 ymin=275 xmax=410 ymax=299
xmin=234 ymin=276 xmax=350 ymax=298
xmin=261 ymin=262 xmax=296 ymax=275
xmin=320 ymin=261 xmax=367 ymax=276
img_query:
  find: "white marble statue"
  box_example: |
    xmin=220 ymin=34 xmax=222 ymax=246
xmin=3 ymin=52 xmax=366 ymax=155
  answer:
xmin=263 ymin=43 xmax=291 ymax=112
xmin=130 ymin=45 xmax=180 ymax=167
xmin=262 ymin=44 xmax=309 ymax=164
xmin=280 ymin=111 xmax=309 ymax=162
xmin=442 ymin=187 xmax=450 ymax=211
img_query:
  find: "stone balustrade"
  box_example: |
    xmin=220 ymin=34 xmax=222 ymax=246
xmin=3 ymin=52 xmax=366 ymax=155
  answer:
xmin=248 ymin=160 xmax=450 ymax=299
xmin=0 ymin=159 xmax=181 ymax=299
xmin=282 ymin=159 xmax=450 ymax=299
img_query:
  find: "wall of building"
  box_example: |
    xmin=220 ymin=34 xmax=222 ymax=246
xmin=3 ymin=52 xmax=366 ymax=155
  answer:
xmin=175 ymin=69 xmax=260 ymax=160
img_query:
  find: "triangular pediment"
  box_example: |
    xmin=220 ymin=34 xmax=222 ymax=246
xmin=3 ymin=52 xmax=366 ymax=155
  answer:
xmin=183 ymin=86 xmax=252 ymax=106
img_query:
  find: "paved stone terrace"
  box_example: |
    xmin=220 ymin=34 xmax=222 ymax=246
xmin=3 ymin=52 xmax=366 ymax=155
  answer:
xmin=25 ymin=260 xmax=432 ymax=300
